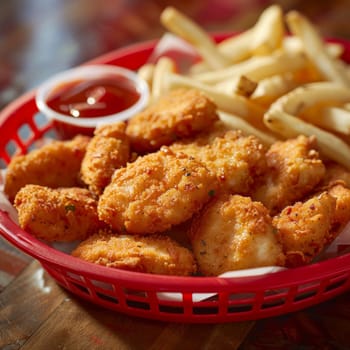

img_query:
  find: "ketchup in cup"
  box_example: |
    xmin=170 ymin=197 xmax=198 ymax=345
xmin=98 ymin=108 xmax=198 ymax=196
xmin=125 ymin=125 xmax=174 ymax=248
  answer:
xmin=36 ymin=65 xmax=149 ymax=139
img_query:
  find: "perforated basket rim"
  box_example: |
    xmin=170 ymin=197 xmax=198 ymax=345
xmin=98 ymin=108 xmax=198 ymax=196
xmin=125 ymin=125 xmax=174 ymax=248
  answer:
xmin=1 ymin=34 xmax=350 ymax=310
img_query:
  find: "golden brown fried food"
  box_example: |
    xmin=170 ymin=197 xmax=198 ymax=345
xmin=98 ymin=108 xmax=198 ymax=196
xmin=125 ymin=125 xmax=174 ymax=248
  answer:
xmin=80 ymin=122 xmax=130 ymax=195
xmin=126 ymin=88 xmax=218 ymax=153
xmin=4 ymin=135 xmax=90 ymax=202
xmin=14 ymin=185 xmax=105 ymax=242
xmin=190 ymin=194 xmax=285 ymax=276
xmin=72 ymin=231 xmax=197 ymax=276
xmin=320 ymin=161 xmax=350 ymax=189
xmin=273 ymin=192 xmax=336 ymax=267
xmin=328 ymin=183 xmax=350 ymax=237
xmin=252 ymin=135 xmax=325 ymax=214
xmin=98 ymin=146 xmax=217 ymax=234
xmin=170 ymin=130 xmax=267 ymax=195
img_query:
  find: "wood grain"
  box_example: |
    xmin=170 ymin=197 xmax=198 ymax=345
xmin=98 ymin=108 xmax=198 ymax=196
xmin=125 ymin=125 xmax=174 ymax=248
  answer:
xmin=0 ymin=261 xmax=67 ymax=349
xmin=19 ymin=284 xmax=254 ymax=350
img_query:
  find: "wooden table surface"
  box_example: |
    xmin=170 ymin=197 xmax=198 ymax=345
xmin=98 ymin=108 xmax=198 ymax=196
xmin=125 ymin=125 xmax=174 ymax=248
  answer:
xmin=1 ymin=1 xmax=350 ymax=349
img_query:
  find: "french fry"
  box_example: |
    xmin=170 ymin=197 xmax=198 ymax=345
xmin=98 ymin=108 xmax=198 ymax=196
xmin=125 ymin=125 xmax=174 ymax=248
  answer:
xmin=218 ymin=111 xmax=277 ymax=146
xmin=181 ymin=5 xmax=284 ymax=74
xmin=138 ymin=63 xmax=155 ymax=88
xmin=251 ymin=73 xmax=298 ymax=106
xmin=215 ymin=75 xmax=258 ymax=97
xmin=286 ymin=11 xmax=350 ymax=87
xmin=189 ymin=31 xmax=253 ymax=74
xmin=283 ymin=36 xmax=344 ymax=58
xmin=151 ymin=57 xmax=176 ymax=101
xmin=192 ymin=50 xmax=306 ymax=84
xmin=302 ymin=106 xmax=350 ymax=135
xmin=164 ymin=72 xmax=266 ymax=129
xmin=160 ymin=7 xmax=231 ymax=69
xmin=250 ymin=4 xmax=285 ymax=55
xmin=267 ymin=82 xmax=350 ymax=115
xmin=264 ymin=109 xmax=350 ymax=169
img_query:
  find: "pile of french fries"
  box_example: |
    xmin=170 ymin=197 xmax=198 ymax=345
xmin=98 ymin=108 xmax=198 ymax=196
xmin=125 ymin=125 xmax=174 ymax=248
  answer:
xmin=138 ymin=5 xmax=350 ymax=169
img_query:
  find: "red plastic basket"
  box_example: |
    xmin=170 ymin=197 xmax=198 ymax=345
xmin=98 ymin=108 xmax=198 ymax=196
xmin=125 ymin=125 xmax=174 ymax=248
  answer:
xmin=1 ymin=36 xmax=350 ymax=323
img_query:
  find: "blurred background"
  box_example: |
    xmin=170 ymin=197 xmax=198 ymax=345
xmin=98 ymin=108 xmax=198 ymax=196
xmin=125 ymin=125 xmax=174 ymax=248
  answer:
xmin=1 ymin=0 xmax=350 ymax=111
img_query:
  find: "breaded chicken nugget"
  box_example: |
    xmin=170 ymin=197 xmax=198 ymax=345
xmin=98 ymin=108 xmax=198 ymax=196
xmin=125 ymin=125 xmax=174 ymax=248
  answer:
xmin=14 ymin=185 xmax=105 ymax=242
xmin=72 ymin=231 xmax=197 ymax=276
xmin=80 ymin=122 xmax=130 ymax=195
xmin=320 ymin=161 xmax=350 ymax=189
xmin=126 ymin=88 xmax=218 ymax=153
xmin=190 ymin=194 xmax=285 ymax=276
xmin=5 ymin=135 xmax=90 ymax=202
xmin=273 ymin=192 xmax=336 ymax=268
xmin=252 ymin=135 xmax=325 ymax=214
xmin=98 ymin=146 xmax=217 ymax=234
xmin=171 ymin=130 xmax=267 ymax=195
xmin=328 ymin=183 xmax=350 ymax=238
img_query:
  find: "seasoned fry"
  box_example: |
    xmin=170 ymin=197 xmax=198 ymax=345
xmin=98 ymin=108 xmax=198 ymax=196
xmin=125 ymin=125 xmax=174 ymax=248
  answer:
xmin=286 ymin=11 xmax=350 ymax=87
xmin=160 ymin=7 xmax=230 ymax=69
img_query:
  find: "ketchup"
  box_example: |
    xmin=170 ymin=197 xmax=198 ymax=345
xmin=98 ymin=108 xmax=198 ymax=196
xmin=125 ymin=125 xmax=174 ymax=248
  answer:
xmin=46 ymin=76 xmax=140 ymax=119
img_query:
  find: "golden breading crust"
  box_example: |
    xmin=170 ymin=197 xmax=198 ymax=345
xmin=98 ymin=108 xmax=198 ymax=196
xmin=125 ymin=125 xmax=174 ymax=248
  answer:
xmin=320 ymin=161 xmax=350 ymax=189
xmin=80 ymin=122 xmax=130 ymax=195
xmin=190 ymin=194 xmax=285 ymax=276
xmin=328 ymin=183 xmax=350 ymax=238
xmin=4 ymin=135 xmax=90 ymax=202
xmin=170 ymin=130 xmax=267 ymax=195
xmin=273 ymin=192 xmax=336 ymax=267
xmin=14 ymin=185 xmax=105 ymax=242
xmin=125 ymin=88 xmax=218 ymax=153
xmin=71 ymin=231 xmax=197 ymax=276
xmin=252 ymin=135 xmax=325 ymax=214
xmin=98 ymin=146 xmax=217 ymax=234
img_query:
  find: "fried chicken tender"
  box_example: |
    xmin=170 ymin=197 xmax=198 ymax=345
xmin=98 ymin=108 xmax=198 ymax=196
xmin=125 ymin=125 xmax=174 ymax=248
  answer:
xmin=190 ymin=194 xmax=285 ymax=276
xmin=4 ymin=135 xmax=90 ymax=202
xmin=273 ymin=192 xmax=336 ymax=268
xmin=328 ymin=183 xmax=350 ymax=237
xmin=125 ymin=88 xmax=218 ymax=153
xmin=14 ymin=185 xmax=105 ymax=242
xmin=170 ymin=130 xmax=267 ymax=195
xmin=320 ymin=161 xmax=350 ymax=189
xmin=72 ymin=231 xmax=197 ymax=276
xmin=252 ymin=135 xmax=325 ymax=214
xmin=98 ymin=146 xmax=217 ymax=234
xmin=80 ymin=122 xmax=130 ymax=195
